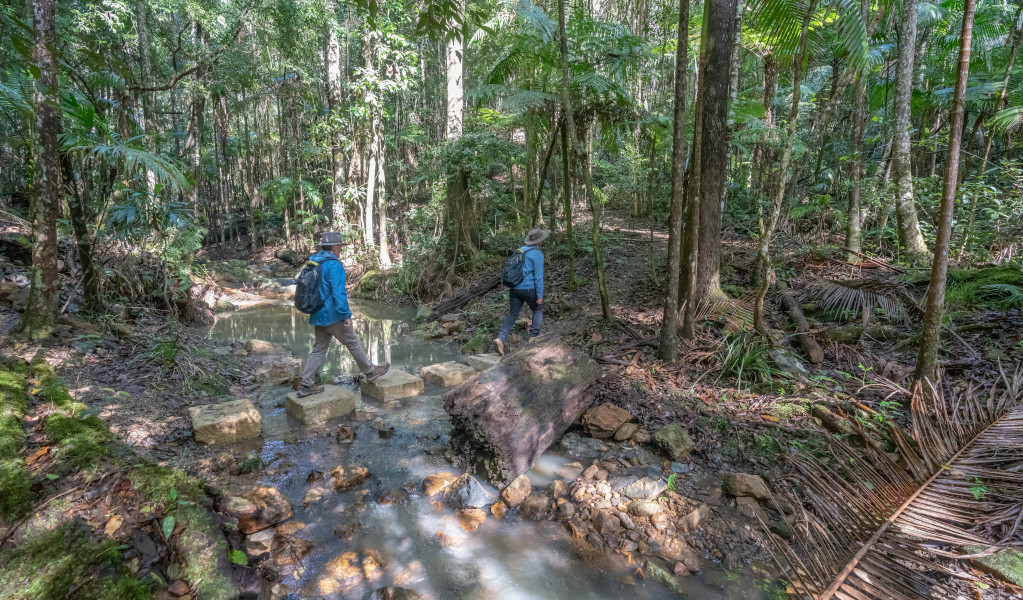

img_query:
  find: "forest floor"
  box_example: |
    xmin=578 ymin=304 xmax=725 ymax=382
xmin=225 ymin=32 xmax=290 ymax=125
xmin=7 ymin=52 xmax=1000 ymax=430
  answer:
xmin=2 ymin=209 xmax=1023 ymax=598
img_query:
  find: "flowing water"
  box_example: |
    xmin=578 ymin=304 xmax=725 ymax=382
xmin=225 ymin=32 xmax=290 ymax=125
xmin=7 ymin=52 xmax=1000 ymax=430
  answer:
xmin=208 ymin=301 xmax=767 ymax=600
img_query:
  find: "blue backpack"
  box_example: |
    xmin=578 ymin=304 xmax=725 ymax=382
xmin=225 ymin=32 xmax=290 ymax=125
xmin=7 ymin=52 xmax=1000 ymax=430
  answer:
xmin=501 ymin=248 xmax=538 ymax=288
xmin=294 ymin=256 xmax=337 ymax=314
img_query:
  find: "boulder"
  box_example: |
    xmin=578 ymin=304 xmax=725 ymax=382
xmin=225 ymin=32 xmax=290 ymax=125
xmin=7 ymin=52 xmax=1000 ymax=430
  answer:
xmin=223 ymin=486 xmax=292 ymax=534
xmin=465 ymin=354 xmax=501 ymax=372
xmin=651 ymin=424 xmax=694 ymax=460
xmin=449 ymin=474 xmax=494 ymax=509
xmin=722 ymin=473 xmax=771 ymax=500
xmin=274 ymin=248 xmax=306 ymax=267
xmin=189 ymin=399 xmax=262 ymax=445
xmin=500 ymin=475 xmax=532 ymax=508
xmin=559 ymin=433 xmax=609 ymax=457
xmin=644 ymin=561 xmax=684 ymax=595
xmin=244 ymin=528 xmax=276 ymax=555
xmin=580 ymin=403 xmax=632 ymax=439
xmin=245 ymin=339 xmax=286 ymax=355
xmin=423 ymin=472 xmax=459 ymax=498
xmin=627 ymin=500 xmax=663 ymax=517
xmin=361 ymin=369 xmax=424 ymax=401
xmin=768 ymin=347 xmax=809 ymax=378
xmin=420 ymin=362 xmax=477 ymax=387
xmin=285 ymin=385 xmax=357 ymax=423
xmin=622 ymin=477 xmax=667 ymax=501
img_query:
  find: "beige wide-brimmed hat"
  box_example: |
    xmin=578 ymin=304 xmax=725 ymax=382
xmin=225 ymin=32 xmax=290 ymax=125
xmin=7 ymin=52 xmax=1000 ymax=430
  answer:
xmin=319 ymin=231 xmax=347 ymax=247
xmin=524 ymin=228 xmax=550 ymax=245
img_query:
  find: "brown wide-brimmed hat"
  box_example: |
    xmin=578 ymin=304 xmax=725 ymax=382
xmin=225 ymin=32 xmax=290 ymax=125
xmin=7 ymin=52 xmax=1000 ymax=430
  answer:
xmin=524 ymin=228 xmax=550 ymax=245
xmin=319 ymin=231 xmax=347 ymax=247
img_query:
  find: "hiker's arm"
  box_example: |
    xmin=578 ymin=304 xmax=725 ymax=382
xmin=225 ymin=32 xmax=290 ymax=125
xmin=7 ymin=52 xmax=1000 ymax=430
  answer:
xmin=330 ymin=263 xmax=352 ymax=320
xmin=534 ymin=252 xmax=544 ymax=300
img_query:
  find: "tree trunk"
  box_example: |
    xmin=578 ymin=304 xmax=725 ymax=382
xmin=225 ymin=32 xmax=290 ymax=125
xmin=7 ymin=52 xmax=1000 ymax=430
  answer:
xmin=844 ymin=0 xmax=870 ymax=261
xmin=327 ymin=26 xmax=348 ymax=232
xmin=658 ymin=0 xmax=690 ymax=360
xmin=561 ymin=114 xmax=576 ymax=290
xmin=444 ymin=4 xmax=478 ymax=266
xmin=753 ymin=0 xmax=818 ymax=334
xmin=915 ymin=0 xmax=977 ymax=388
xmin=891 ymin=0 xmax=929 ymax=263
xmin=375 ymin=110 xmax=391 ymax=266
xmin=444 ymin=339 xmax=600 ymax=485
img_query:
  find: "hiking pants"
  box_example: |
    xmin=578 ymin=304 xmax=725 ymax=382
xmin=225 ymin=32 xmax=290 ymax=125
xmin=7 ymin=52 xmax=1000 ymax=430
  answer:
xmin=300 ymin=320 xmax=373 ymax=387
xmin=498 ymin=288 xmax=543 ymax=342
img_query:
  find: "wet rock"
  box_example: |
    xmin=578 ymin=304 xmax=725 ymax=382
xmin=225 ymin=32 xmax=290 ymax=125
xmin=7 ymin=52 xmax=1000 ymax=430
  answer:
xmin=673 ymin=562 xmax=691 ymax=577
xmin=614 ymin=422 xmax=640 ymax=442
xmin=376 ymin=487 xmax=409 ymax=506
xmin=244 ymin=528 xmax=276 ymax=556
xmin=722 ymin=473 xmax=770 ymax=500
xmin=556 ymin=501 xmax=576 ymax=520
xmin=565 ymin=518 xmax=587 ymax=538
xmin=189 ymin=399 xmax=262 ymax=445
xmin=331 ymin=466 xmax=371 ymax=492
xmin=361 ymin=369 xmax=425 ymax=401
xmin=559 ymin=433 xmax=609 ymax=457
xmin=214 ymin=452 xmax=237 ymax=473
xmin=225 ymin=487 xmax=292 ymax=534
xmin=420 ymin=362 xmax=476 ymax=387
xmin=620 ymin=540 xmax=639 ymax=553
xmin=651 ymin=424 xmax=694 ymax=460
xmin=551 ymin=480 xmax=569 ymax=499
xmin=627 ymin=500 xmax=663 ymax=517
xmin=617 ymin=512 xmax=636 ymax=530
xmin=303 ymin=487 xmax=324 ymax=506
xmin=285 ymin=385 xmax=357 ymax=423
xmin=518 ymin=493 xmax=550 ymax=521
xmin=735 ymin=496 xmax=768 ymax=522
xmin=582 ymin=464 xmax=599 ymax=480
xmin=466 ymin=354 xmax=501 ymax=371
xmin=681 ymin=505 xmax=711 ymax=533
xmin=457 ymin=508 xmax=487 ymax=532
xmin=580 ymin=403 xmax=633 ymax=439
xmin=644 ymin=560 xmax=684 ymax=595
xmin=491 ymin=501 xmax=508 ymax=519
xmin=237 ymin=453 xmax=262 ymax=475
xmin=423 ymin=472 xmax=459 ymax=498
xmin=277 ymin=521 xmax=305 ymax=536
xmin=272 ymin=535 xmax=313 ymax=566
xmin=592 ymin=510 xmax=621 ymax=536
xmin=554 ymin=462 xmax=584 ymax=480
xmin=449 ymin=474 xmax=495 ymax=509
xmin=246 ymin=339 xmax=286 ymax=355
xmin=500 ymin=474 xmax=531 ymax=508
xmin=769 ymin=519 xmax=793 ymax=540
xmin=622 ymin=477 xmax=667 ymax=501
xmin=415 ymin=304 xmax=431 ymax=323
xmin=371 ymin=587 xmax=422 ymax=600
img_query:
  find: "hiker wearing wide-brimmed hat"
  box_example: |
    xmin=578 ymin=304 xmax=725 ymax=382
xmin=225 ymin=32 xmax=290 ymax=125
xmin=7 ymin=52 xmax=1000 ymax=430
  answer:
xmin=296 ymin=231 xmax=389 ymax=397
xmin=494 ymin=227 xmax=549 ymax=355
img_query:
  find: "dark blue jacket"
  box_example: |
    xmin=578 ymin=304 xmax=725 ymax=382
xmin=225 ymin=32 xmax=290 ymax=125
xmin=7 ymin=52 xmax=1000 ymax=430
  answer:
xmin=307 ymin=250 xmax=351 ymax=326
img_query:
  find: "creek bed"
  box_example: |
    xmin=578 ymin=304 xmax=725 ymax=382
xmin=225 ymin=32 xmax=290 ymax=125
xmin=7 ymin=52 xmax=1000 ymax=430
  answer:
xmin=208 ymin=300 xmax=766 ymax=599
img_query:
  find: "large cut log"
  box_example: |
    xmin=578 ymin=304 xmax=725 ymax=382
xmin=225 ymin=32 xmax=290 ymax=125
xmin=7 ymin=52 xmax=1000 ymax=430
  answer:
xmin=444 ymin=337 xmax=600 ymax=485
xmin=426 ymin=275 xmax=501 ymax=322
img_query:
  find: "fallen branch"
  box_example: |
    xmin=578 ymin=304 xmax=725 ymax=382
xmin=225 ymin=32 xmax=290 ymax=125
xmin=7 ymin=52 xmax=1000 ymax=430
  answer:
xmin=777 ymin=281 xmax=824 ymax=363
xmin=426 ymin=275 xmax=501 ymax=322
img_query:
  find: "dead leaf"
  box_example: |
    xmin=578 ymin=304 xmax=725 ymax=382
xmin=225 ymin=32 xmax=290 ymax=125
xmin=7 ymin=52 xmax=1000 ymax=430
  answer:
xmin=590 ymin=333 xmax=603 ymax=343
xmin=105 ymin=514 xmax=124 ymax=537
xmin=762 ymin=414 xmax=779 ymax=422
xmin=25 ymin=446 xmax=50 ymax=465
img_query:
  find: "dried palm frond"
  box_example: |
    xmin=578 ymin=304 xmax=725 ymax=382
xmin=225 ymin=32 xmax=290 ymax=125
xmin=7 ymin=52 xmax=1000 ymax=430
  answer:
xmin=696 ymin=296 xmax=754 ymax=331
xmin=802 ymin=277 xmax=918 ymax=323
xmin=767 ymin=365 xmax=1023 ymax=600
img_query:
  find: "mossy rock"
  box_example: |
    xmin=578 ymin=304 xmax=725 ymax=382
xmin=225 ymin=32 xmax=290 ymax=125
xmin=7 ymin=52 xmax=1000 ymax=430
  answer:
xmin=966 ymin=545 xmax=1023 ymax=587
xmin=355 ymin=270 xmax=391 ymax=296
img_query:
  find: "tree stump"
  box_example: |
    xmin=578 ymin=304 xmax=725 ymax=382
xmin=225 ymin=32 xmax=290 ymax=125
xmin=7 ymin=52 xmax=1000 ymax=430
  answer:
xmin=444 ymin=337 xmax=599 ymax=485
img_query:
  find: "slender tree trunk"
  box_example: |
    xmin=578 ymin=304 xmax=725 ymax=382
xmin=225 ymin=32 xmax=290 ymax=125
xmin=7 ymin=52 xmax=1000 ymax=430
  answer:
xmin=561 ymin=112 xmax=576 ymax=290
xmin=845 ymin=73 xmax=867 ymax=260
xmin=444 ymin=3 xmax=478 ymax=266
xmin=891 ymin=0 xmax=929 ymax=263
xmin=658 ymin=0 xmax=691 ymax=359
xmin=136 ymin=0 xmax=156 ymax=198
xmin=18 ymin=0 xmax=62 ymax=339
xmin=915 ymin=0 xmax=976 ymax=388
xmin=558 ymin=0 xmax=611 ymax=321
xmin=376 ymin=110 xmax=391 ymax=266
xmin=753 ymin=0 xmax=817 ymax=334
xmin=531 ymin=120 xmax=562 ymax=228
xmin=327 ymin=26 xmax=347 ymax=232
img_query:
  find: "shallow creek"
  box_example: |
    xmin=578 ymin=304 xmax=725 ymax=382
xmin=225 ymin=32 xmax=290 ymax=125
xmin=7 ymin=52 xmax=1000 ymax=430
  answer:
xmin=209 ymin=301 xmax=766 ymax=600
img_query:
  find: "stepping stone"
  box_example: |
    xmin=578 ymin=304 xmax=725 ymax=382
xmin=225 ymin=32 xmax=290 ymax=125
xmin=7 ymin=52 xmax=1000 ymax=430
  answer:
xmin=360 ymin=370 xmax=424 ymax=401
xmin=420 ymin=362 xmax=476 ymax=387
xmin=189 ymin=398 xmax=262 ymax=444
xmin=286 ymin=385 xmax=357 ymax=424
xmin=466 ymin=354 xmax=501 ymax=372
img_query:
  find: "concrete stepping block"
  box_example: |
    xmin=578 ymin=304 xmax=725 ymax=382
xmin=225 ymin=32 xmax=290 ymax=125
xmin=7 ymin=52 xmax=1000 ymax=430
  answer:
xmin=421 ymin=362 xmax=477 ymax=387
xmin=466 ymin=354 xmax=501 ymax=372
xmin=360 ymin=369 xmax=424 ymax=401
xmin=286 ymin=385 xmax=357 ymax=424
xmin=189 ymin=398 xmax=262 ymax=444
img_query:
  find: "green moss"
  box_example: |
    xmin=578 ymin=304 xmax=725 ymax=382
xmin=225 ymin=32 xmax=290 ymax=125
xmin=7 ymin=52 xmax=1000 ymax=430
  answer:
xmin=31 ymin=359 xmax=83 ymax=412
xmin=0 ymin=459 xmax=33 ymax=520
xmin=177 ymin=505 xmax=237 ymax=600
xmin=127 ymin=464 xmax=207 ymax=506
xmin=0 ymin=521 xmax=153 ymax=600
xmin=43 ymin=413 xmax=113 ymax=471
xmin=939 ymin=267 xmax=1023 ymax=310
xmin=0 ymin=362 xmax=28 ymax=460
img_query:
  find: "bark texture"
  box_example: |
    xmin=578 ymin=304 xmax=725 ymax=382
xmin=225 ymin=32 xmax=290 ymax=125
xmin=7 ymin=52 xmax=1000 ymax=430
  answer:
xmin=444 ymin=338 xmax=600 ymax=485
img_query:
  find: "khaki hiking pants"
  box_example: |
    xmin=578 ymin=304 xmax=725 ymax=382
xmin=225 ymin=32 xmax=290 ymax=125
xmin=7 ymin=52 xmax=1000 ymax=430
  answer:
xmin=300 ymin=320 xmax=373 ymax=387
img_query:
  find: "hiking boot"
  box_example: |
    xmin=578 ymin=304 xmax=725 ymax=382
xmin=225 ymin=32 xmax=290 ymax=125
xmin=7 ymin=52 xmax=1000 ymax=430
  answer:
xmin=297 ymin=384 xmax=324 ymax=398
xmin=366 ymin=363 xmax=391 ymax=382
xmin=494 ymin=338 xmax=505 ymax=356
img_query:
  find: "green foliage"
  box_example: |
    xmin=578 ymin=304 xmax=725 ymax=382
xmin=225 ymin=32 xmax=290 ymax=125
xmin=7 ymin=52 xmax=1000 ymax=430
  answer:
xmin=715 ymin=332 xmax=786 ymax=390
xmin=941 ymin=267 xmax=1023 ymax=310
xmin=0 ymin=459 xmax=33 ymax=521
xmin=43 ymin=413 xmax=113 ymax=471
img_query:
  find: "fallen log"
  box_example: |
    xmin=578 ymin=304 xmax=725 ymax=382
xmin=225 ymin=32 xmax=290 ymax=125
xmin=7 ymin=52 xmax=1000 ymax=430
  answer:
xmin=777 ymin=281 xmax=824 ymax=364
xmin=444 ymin=337 xmax=600 ymax=485
xmin=426 ymin=275 xmax=501 ymax=322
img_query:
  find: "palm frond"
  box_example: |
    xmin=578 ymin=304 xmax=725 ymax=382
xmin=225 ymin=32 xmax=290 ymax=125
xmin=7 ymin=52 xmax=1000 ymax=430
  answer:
xmin=802 ymin=276 xmax=917 ymax=322
xmin=767 ymin=367 xmax=1023 ymax=600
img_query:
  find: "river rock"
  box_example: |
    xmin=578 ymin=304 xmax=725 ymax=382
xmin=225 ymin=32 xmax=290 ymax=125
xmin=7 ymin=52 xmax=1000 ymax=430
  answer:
xmin=272 ymin=534 xmax=313 ymax=566
xmin=652 ymin=424 xmax=694 ymax=460
xmin=722 ymin=473 xmax=770 ymax=500
xmin=225 ymin=486 xmax=292 ymax=534
xmin=581 ymin=403 xmax=632 ymax=439
xmin=556 ymin=501 xmax=576 ymax=520
xmin=286 ymin=385 xmax=357 ymax=423
xmin=303 ymin=487 xmax=324 ymax=506
xmin=371 ymin=587 xmax=422 ymax=600
xmin=518 ymin=493 xmax=550 ymax=521
xmin=593 ymin=510 xmax=621 ymax=536
xmin=244 ymin=528 xmax=276 ymax=555
xmin=681 ymin=505 xmax=711 ymax=533
xmin=491 ymin=501 xmax=508 ymax=519
xmin=628 ymin=500 xmax=663 ymax=517
xmin=189 ymin=399 xmax=262 ymax=445
xmin=423 ymin=472 xmax=459 ymax=498
xmin=420 ymin=362 xmax=476 ymax=387
xmin=500 ymin=475 xmax=531 ymax=508
xmin=555 ymin=463 xmax=584 ymax=480
xmin=645 ymin=561 xmax=684 ymax=595
xmin=466 ymin=354 xmax=501 ymax=371
xmin=245 ymin=339 xmax=287 ymax=355
xmin=331 ymin=466 xmax=371 ymax=492
xmin=361 ymin=369 xmax=424 ymax=401
xmin=632 ymin=429 xmax=651 ymax=444
xmin=560 ymin=433 xmax=609 ymax=457
xmin=614 ymin=422 xmax=640 ymax=441
xmin=551 ymin=480 xmax=569 ymax=499
xmin=449 ymin=474 xmax=494 ymax=509
xmin=457 ymin=508 xmax=487 ymax=532
xmin=622 ymin=477 xmax=667 ymax=500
